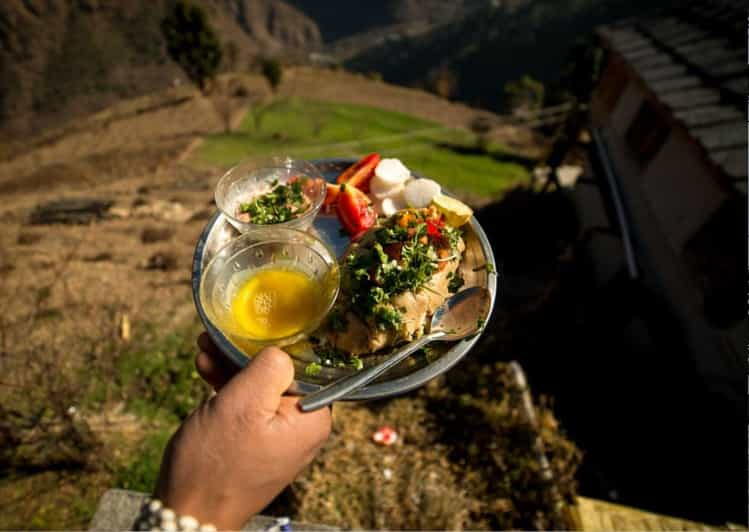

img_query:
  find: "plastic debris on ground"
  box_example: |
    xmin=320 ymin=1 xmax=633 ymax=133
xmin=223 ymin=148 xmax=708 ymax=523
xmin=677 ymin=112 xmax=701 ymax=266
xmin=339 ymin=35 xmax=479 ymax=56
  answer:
xmin=372 ymin=425 xmax=398 ymax=446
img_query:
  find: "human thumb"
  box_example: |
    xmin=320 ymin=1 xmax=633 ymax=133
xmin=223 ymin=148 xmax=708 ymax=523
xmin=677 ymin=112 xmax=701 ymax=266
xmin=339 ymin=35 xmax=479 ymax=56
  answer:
xmin=216 ymin=346 xmax=295 ymax=418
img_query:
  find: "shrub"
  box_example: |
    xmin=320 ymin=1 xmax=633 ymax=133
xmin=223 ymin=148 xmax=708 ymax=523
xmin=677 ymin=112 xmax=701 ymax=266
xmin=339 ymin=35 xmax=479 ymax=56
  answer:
xmin=161 ymin=1 xmax=222 ymax=92
xmin=504 ymin=75 xmax=545 ymax=114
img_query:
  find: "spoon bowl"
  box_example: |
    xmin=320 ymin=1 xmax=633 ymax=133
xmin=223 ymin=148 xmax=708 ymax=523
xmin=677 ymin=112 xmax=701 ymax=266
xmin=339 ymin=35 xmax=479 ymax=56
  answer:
xmin=298 ymin=287 xmax=492 ymax=412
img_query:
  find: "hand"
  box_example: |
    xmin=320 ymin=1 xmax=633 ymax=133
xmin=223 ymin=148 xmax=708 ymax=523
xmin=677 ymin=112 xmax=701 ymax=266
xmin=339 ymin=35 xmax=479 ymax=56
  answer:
xmin=154 ymin=334 xmax=332 ymax=530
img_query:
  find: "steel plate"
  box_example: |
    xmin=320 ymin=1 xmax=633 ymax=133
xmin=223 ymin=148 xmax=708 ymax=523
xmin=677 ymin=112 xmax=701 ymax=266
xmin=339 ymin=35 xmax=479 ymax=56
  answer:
xmin=192 ymin=158 xmax=498 ymax=400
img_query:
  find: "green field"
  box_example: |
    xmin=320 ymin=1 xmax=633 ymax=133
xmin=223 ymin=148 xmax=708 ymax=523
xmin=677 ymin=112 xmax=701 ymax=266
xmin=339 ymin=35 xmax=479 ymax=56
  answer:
xmin=196 ymin=98 xmax=531 ymax=199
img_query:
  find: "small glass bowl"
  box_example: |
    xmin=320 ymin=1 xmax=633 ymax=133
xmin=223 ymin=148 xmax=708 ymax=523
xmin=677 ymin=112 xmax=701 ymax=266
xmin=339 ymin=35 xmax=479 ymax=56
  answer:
xmin=215 ymin=156 xmax=326 ymax=233
xmin=199 ymin=227 xmax=339 ymax=352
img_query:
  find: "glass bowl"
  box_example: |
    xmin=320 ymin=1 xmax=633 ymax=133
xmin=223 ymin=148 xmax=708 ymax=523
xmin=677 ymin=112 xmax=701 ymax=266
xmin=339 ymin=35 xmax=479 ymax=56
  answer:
xmin=199 ymin=227 xmax=339 ymax=352
xmin=214 ymin=156 xmax=326 ymax=233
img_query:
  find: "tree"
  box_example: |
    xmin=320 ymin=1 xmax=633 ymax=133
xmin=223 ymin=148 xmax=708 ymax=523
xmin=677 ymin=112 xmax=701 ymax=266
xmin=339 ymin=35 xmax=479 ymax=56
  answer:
xmin=504 ymin=75 xmax=545 ymax=115
xmin=161 ymin=1 xmax=222 ymax=93
xmin=258 ymin=57 xmax=283 ymax=92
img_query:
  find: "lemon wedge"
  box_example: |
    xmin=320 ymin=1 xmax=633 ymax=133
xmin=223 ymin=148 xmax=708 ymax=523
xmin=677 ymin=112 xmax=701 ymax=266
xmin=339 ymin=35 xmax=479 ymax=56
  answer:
xmin=431 ymin=194 xmax=473 ymax=227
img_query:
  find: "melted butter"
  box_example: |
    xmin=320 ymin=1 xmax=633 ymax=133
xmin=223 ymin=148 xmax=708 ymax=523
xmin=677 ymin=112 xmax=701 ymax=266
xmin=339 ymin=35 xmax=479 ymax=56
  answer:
xmin=230 ymin=267 xmax=321 ymax=339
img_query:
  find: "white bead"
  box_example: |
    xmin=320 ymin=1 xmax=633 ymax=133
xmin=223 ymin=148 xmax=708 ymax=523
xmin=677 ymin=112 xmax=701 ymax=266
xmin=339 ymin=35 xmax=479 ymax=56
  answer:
xmin=161 ymin=509 xmax=176 ymax=522
xmin=200 ymin=524 xmax=217 ymax=532
xmin=161 ymin=521 xmax=177 ymax=531
xmin=148 ymin=500 xmax=163 ymax=513
xmin=178 ymin=515 xmax=199 ymax=531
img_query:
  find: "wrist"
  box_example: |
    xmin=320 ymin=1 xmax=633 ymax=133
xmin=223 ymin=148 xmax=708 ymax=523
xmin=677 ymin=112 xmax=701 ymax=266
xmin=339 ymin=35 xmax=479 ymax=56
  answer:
xmin=134 ymin=497 xmax=218 ymax=531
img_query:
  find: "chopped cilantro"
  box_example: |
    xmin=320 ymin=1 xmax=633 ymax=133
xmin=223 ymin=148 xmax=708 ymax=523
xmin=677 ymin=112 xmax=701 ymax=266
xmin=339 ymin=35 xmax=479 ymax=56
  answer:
xmin=473 ymin=262 xmax=496 ymax=274
xmin=448 ymin=271 xmax=465 ymax=293
xmin=313 ymin=345 xmax=364 ymax=371
xmin=373 ymin=304 xmax=403 ymax=330
xmin=477 ymin=318 xmax=486 ymax=329
xmin=305 ymin=362 xmax=322 ymax=376
xmin=238 ymin=178 xmax=309 ymax=224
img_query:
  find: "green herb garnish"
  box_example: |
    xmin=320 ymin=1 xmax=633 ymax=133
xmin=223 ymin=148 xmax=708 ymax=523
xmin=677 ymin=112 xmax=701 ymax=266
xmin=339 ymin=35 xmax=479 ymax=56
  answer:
xmin=473 ymin=262 xmax=496 ymax=274
xmin=448 ymin=271 xmax=465 ymax=293
xmin=313 ymin=345 xmax=364 ymax=371
xmin=373 ymin=304 xmax=403 ymax=331
xmin=238 ymin=178 xmax=309 ymax=224
xmin=305 ymin=362 xmax=322 ymax=376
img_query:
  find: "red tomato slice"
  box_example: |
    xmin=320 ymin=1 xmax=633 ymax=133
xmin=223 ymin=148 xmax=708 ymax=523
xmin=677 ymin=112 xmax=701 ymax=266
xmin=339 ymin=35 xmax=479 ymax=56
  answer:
xmin=323 ymin=183 xmax=341 ymax=207
xmin=336 ymin=183 xmax=376 ymax=236
xmin=336 ymin=153 xmax=381 ymax=193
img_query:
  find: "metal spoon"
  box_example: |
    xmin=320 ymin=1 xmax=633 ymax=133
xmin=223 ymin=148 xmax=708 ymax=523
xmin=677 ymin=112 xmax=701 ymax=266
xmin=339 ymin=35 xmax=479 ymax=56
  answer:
xmin=298 ymin=286 xmax=492 ymax=412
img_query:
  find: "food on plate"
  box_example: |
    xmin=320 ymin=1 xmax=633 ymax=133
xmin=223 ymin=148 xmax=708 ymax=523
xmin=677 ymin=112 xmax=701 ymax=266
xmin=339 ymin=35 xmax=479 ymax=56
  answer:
xmin=324 ymin=182 xmax=341 ymax=206
xmin=376 ymin=195 xmax=406 ymax=217
xmin=327 ymin=154 xmax=379 ymax=236
xmin=403 ymin=178 xmax=442 ymax=208
xmin=336 ymin=183 xmax=377 ymax=237
xmin=231 ymin=266 xmax=323 ymax=339
xmin=317 ymin=206 xmax=466 ymax=356
xmin=431 ymin=194 xmax=474 ymax=227
xmin=336 ymin=153 xmax=380 ymax=192
xmin=370 ymin=177 xmax=404 ymax=200
xmin=235 ymin=177 xmax=317 ymax=224
xmin=373 ymin=158 xmax=411 ymax=187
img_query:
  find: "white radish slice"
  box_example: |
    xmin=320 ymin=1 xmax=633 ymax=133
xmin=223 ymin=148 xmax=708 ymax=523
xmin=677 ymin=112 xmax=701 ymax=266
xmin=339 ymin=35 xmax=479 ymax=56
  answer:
xmin=373 ymin=158 xmax=411 ymax=187
xmin=403 ymin=178 xmax=441 ymax=208
xmin=370 ymin=179 xmax=404 ymax=200
xmin=380 ymin=196 xmax=405 ymax=217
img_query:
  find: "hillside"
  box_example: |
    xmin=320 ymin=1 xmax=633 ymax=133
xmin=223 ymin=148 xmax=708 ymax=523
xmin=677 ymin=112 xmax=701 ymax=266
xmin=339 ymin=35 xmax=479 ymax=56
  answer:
xmin=344 ymin=0 xmax=673 ymax=111
xmin=285 ymin=0 xmax=485 ymax=42
xmin=0 ymin=0 xmax=321 ymax=136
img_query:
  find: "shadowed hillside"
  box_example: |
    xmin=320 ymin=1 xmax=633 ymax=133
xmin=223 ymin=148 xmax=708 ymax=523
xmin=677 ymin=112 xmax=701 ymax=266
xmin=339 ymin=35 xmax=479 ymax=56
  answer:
xmin=345 ymin=0 xmax=675 ymax=110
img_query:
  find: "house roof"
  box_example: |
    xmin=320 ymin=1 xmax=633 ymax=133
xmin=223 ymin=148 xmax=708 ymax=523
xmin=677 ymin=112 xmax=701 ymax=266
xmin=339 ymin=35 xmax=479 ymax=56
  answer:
xmin=596 ymin=0 xmax=747 ymax=187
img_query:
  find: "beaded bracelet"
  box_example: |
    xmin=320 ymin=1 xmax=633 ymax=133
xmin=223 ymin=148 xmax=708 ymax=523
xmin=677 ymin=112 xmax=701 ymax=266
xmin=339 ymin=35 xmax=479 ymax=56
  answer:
xmin=134 ymin=497 xmax=216 ymax=531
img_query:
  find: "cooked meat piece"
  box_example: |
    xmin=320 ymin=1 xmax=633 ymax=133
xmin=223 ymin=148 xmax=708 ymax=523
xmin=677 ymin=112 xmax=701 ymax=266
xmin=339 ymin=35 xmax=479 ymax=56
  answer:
xmin=329 ymin=224 xmax=465 ymax=355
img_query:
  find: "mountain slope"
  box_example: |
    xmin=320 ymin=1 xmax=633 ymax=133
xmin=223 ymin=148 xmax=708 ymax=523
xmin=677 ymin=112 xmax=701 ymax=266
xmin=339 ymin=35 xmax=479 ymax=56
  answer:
xmin=0 ymin=0 xmax=321 ymax=136
xmin=344 ymin=0 xmax=670 ymax=111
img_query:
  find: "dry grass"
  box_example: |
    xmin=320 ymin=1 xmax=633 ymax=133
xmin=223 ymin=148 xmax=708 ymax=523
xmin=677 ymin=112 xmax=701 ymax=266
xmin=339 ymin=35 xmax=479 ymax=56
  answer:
xmin=291 ymin=398 xmax=472 ymax=530
xmin=272 ymin=367 xmax=581 ymax=530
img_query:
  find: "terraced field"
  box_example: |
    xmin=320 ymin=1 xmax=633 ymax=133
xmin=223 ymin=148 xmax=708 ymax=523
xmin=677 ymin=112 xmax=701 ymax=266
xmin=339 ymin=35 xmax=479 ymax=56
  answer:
xmin=195 ymin=97 xmax=531 ymax=200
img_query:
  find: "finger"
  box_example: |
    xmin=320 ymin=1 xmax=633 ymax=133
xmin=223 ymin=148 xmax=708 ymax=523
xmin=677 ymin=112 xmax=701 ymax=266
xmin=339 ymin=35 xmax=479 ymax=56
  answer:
xmin=197 ymin=332 xmax=220 ymax=357
xmin=217 ymin=346 xmax=295 ymax=419
xmin=195 ymin=350 xmax=233 ymax=391
xmin=195 ymin=333 xmax=236 ymax=390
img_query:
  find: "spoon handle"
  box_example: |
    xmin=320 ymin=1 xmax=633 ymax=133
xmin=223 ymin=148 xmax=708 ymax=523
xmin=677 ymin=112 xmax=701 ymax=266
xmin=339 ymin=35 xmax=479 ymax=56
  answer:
xmin=298 ymin=333 xmax=442 ymax=412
